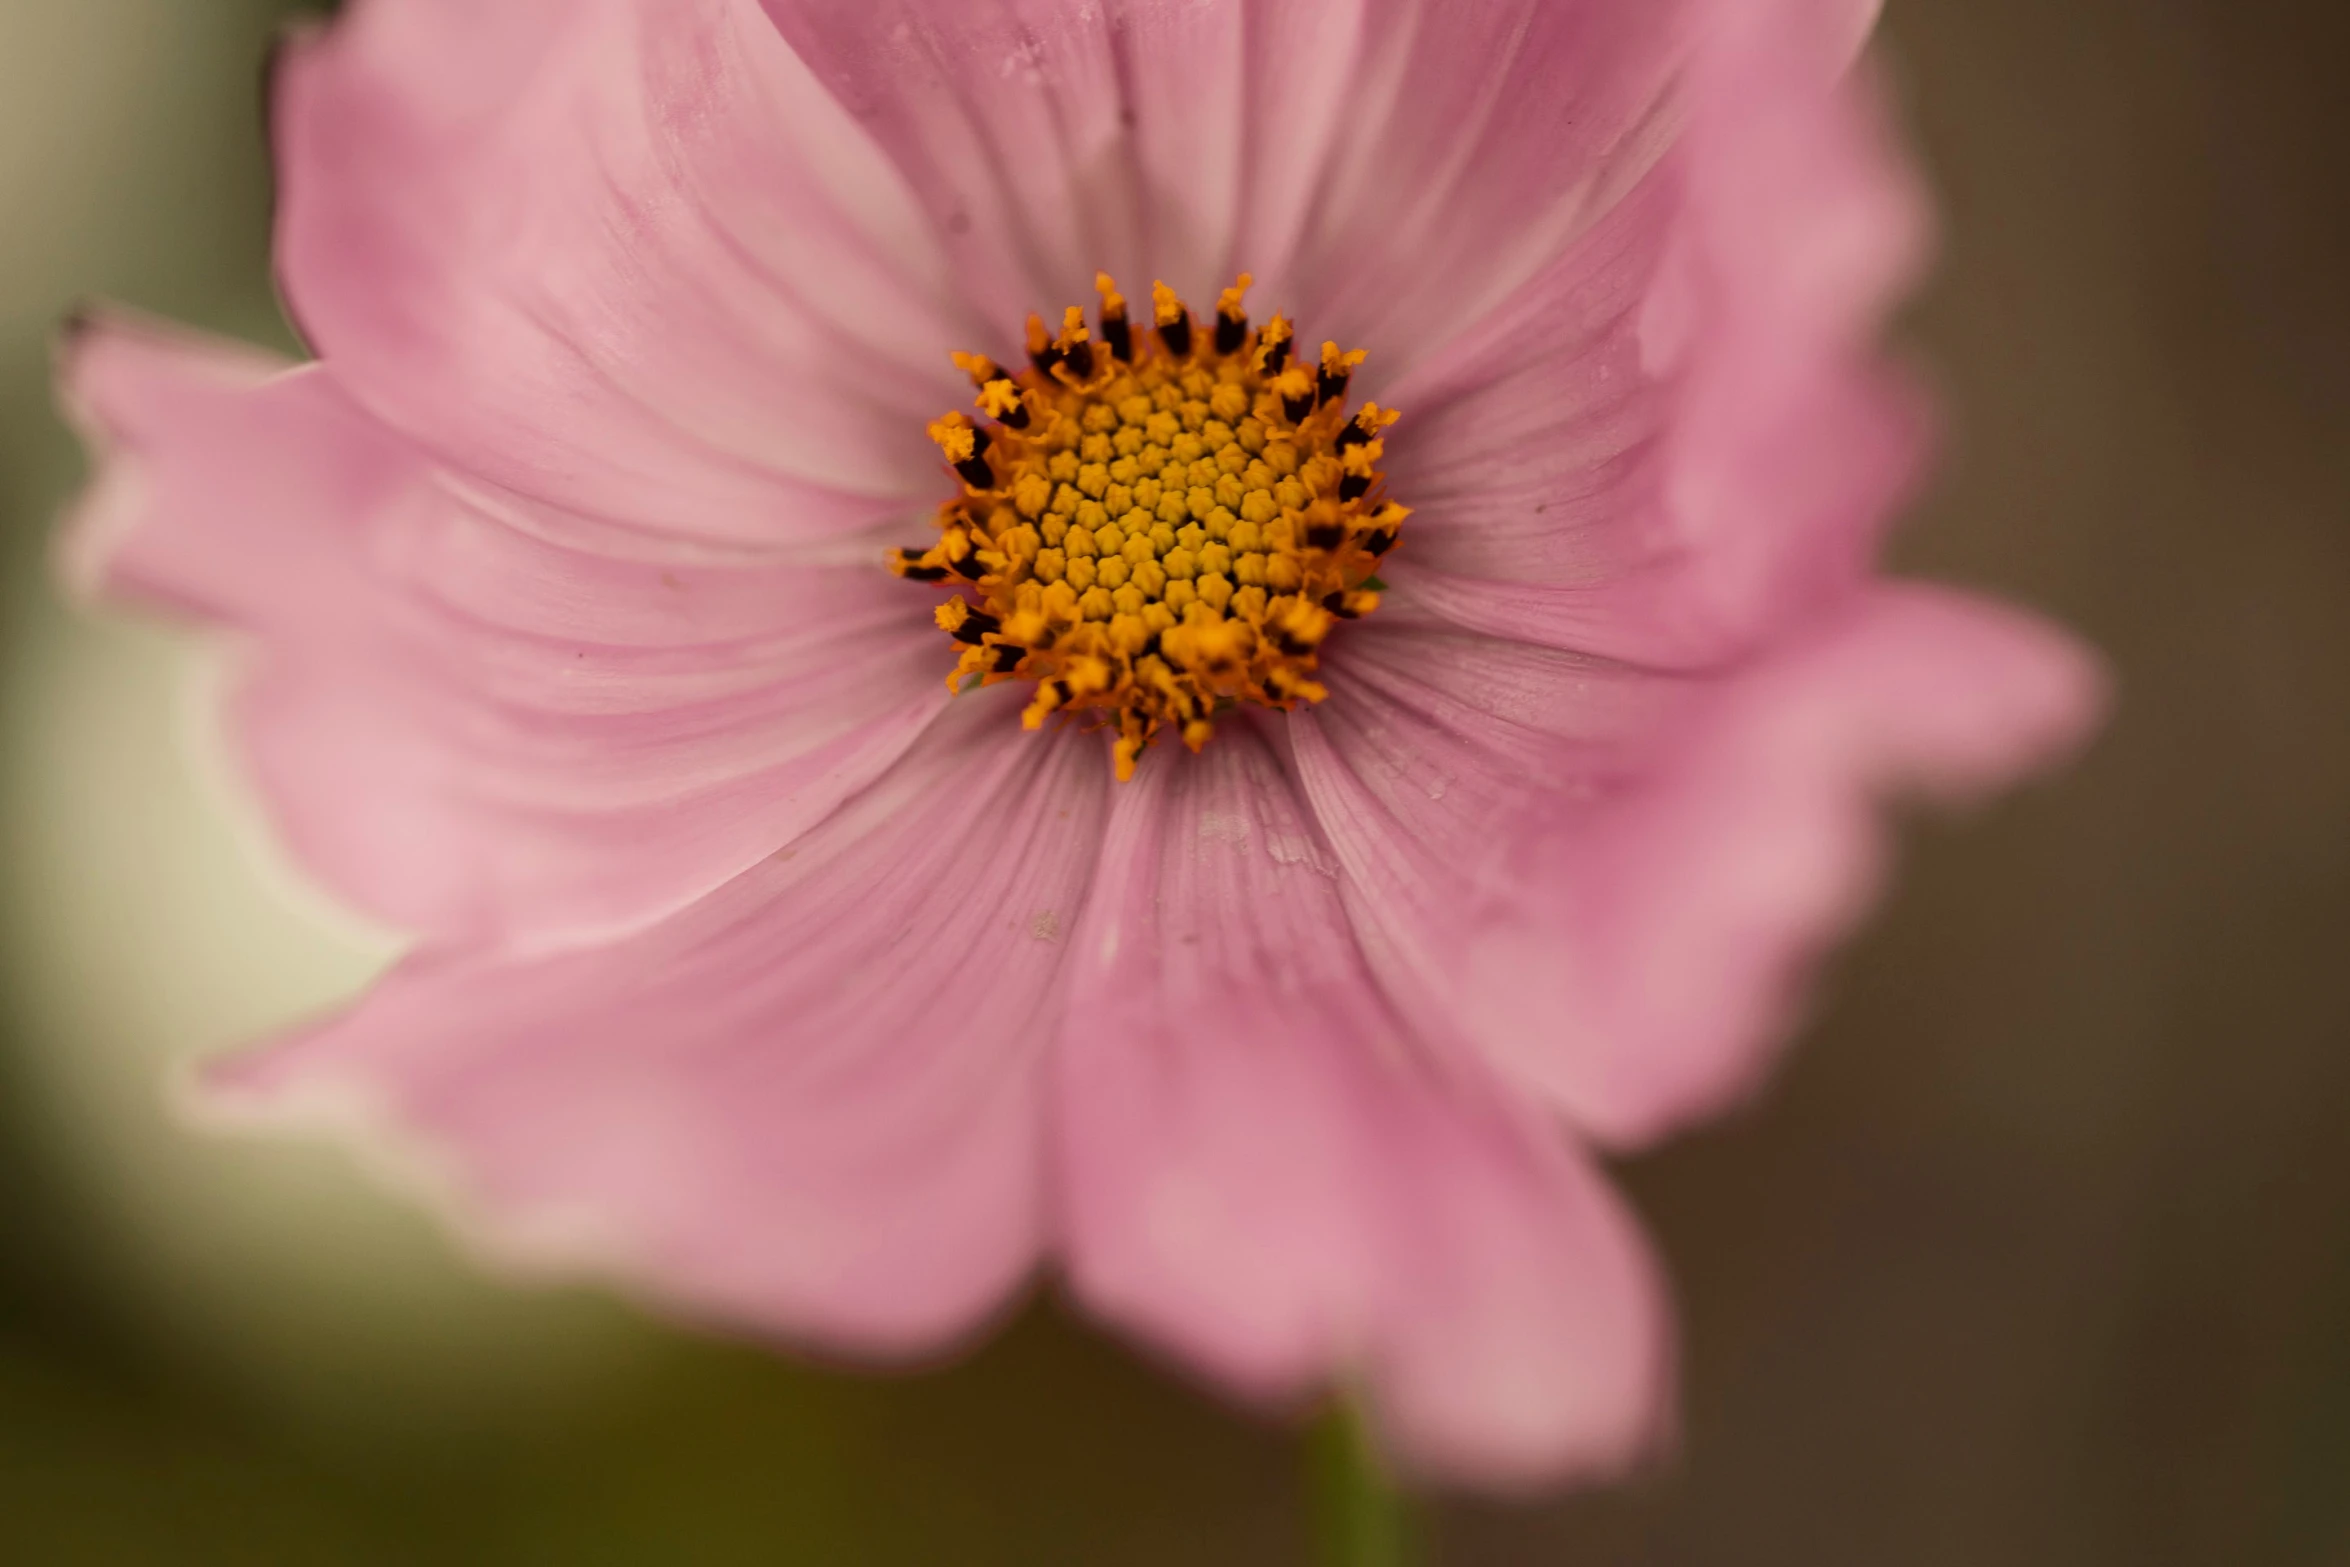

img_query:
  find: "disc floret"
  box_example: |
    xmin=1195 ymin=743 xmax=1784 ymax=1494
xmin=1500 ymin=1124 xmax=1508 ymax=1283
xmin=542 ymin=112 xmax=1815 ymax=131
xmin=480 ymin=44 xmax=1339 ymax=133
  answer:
xmin=893 ymin=273 xmax=1404 ymax=779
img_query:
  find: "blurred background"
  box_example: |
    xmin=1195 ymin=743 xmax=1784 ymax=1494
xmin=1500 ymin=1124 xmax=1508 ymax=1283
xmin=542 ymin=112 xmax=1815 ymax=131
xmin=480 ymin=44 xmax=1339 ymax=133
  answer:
xmin=1 ymin=0 xmax=2344 ymax=1561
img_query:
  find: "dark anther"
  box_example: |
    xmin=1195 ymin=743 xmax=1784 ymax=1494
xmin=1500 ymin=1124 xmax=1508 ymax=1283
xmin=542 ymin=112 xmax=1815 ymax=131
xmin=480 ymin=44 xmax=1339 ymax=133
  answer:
xmin=1274 ymin=628 xmax=1311 ymax=655
xmin=1159 ymin=313 xmax=1192 ymax=359
xmin=1214 ymin=309 xmax=1247 ymax=356
xmin=1334 ymin=424 xmax=1369 ymax=453
xmin=900 ymin=563 xmax=949 ymax=583
xmin=950 ymin=609 xmax=1003 ymax=645
xmin=1338 ymin=473 xmax=1371 ymax=502
xmin=1103 ymin=313 xmax=1133 ymax=363
xmin=1322 ymin=590 xmax=1361 ymax=619
xmin=1029 ymin=341 xmax=1064 ymax=376
xmin=954 ymin=456 xmax=996 ymax=489
xmin=1257 ymin=335 xmax=1292 ymax=375
xmin=1304 ymin=521 xmax=1346 ymax=550
xmin=1062 ymin=339 xmax=1095 ymax=380
xmin=1282 ymin=391 xmax=1315 ymax=423
xmin=991 ymin=644 xmax=1026 ymax=673
xmin=949 ymin=553 xmax=986 ymax=580
xmin=1362 ymin=527 xmax=1396 ymax=556
xmin=1316 ymin=365 xmax=1351 ymax=408
xmin=966 ymin=426 xmax=992 ymax=458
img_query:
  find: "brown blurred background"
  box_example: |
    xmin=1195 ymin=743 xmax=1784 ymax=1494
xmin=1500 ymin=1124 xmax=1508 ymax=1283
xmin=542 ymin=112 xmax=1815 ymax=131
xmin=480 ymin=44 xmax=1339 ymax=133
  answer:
xmin=1 ymin=0 xmax=2344 ymax=1561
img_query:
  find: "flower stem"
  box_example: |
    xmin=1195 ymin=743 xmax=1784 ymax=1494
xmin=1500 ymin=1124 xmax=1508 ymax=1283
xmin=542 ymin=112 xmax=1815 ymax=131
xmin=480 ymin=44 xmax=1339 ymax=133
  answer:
xmin=1306 ymin=1402 xmax=1419 ymax=1567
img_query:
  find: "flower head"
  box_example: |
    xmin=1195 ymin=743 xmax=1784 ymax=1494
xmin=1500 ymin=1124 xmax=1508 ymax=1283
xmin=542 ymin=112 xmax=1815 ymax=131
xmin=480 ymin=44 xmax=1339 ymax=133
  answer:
xmin=61 ymin=0 xmax=2102 ymax=1488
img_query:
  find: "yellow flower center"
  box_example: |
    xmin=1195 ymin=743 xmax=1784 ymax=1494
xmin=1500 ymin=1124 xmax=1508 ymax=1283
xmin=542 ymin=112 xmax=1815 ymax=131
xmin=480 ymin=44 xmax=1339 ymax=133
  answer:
xmin=891 ymin=273 xmax=1405 ymax=780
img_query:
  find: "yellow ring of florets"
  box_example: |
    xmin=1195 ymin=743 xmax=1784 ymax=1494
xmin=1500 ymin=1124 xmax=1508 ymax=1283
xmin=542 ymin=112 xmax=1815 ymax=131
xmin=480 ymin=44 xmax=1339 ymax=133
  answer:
xmin=891 ymin=272 xmax=1406 ymax=780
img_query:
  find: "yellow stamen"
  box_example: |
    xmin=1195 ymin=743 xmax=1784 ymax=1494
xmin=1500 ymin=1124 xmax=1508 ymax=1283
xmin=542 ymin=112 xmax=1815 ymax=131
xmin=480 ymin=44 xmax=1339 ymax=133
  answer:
xmin=951 ymin=350 xmax=1002 ymax=387
xmin=1320 ymin=341 xmax=1368 ymax=379
xmin=893 ymin=273 xmax=1404 ymax=777
xmin=1253 ymin=314 xmax=1295 ymax=374
xmin=976 ymin=378 xmax=1026 ymax=421
xmin=926 ymin=414 xmax=977 ymax=465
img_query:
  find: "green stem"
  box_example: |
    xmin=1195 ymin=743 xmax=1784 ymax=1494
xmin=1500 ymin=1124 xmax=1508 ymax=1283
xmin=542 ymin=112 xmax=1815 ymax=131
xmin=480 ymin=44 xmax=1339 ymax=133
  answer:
xmin=1306 ymin=1402 xmax=1419 ymax=1567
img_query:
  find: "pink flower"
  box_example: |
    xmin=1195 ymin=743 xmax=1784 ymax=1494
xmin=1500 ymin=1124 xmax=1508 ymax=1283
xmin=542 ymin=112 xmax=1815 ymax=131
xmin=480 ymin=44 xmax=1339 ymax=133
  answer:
xmin=61 ymin=0 xmax=2101 ymax=1489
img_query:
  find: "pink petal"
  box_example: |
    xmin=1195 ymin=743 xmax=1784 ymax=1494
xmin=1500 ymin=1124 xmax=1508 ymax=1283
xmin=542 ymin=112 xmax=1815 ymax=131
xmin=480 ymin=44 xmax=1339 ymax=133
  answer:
xmin=1054 ymin=726 xmax=1670 ymax=1487
xmin=204 ymin=694 xmax=1107 ymax=1357
xmin=1263 ymin=1 xmax=1687 ymax=372
xmin=1287 ymin=614 xmax=1678 ymax=1060
xmin=64 ymin=318 xmax=948 ymax=951
xmin=763 ymin=0 xmax=1188 ymax=340
xmin=1381 ymin=0 xmax=1931 ymax=666
xmin=763 ymin=0 xmax=1685 ymax=370
xmin=1454 ymin=586 xmax=2106 ymax=1149
xmin=275 ymin=0 xmax=972 ymax=539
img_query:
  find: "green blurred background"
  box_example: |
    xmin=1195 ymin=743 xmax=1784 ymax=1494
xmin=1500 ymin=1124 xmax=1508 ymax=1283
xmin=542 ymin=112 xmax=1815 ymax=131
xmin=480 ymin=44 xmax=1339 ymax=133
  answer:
xmin=2 ymin=1 xmax=2345 ymax=1561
